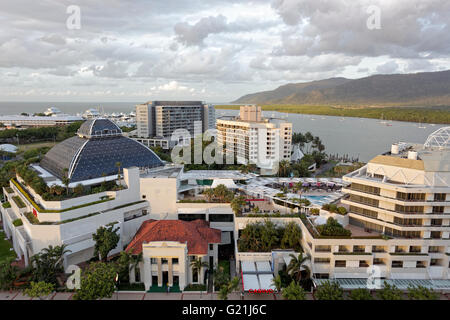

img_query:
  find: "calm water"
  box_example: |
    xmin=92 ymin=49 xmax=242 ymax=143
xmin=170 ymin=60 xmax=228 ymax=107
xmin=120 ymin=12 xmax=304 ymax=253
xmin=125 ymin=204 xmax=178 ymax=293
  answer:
xmin=218 ymin=109 xmax=446 ymax=162
xmin=0 ymin=102 xmax=446 ymax=162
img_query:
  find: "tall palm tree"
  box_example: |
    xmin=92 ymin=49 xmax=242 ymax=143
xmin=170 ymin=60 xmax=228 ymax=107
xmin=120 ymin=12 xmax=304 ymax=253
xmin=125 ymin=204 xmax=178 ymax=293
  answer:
xmin=115 ymin=162 xmax=122 ymax=185
xmin=278 ymin=160 xmax=290 ymax=177
xmin=62 ymin=168 xmax=70 ymax=195
xmin=190 ymin=257 xmax=209 ymax=283
xmin=287 ymin=253 xmax=311 ymax=283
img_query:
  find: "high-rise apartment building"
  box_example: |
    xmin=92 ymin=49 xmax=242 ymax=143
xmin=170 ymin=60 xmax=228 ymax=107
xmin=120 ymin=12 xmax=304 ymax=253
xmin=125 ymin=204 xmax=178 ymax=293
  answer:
xmin=216 ymin=105 xmax=292 ymax=175
xmin=135 ymin=101 xmax=215 ymax=149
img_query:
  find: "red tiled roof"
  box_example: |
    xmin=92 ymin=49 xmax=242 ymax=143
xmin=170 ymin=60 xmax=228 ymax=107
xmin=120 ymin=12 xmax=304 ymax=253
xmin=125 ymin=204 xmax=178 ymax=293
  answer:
xmin=125 ymin=219 xmax=222 ymax=255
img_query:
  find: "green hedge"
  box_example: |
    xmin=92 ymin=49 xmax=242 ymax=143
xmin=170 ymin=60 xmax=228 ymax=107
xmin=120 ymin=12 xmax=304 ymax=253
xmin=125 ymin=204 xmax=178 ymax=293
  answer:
xmin=11 ymin=178 xmax=114 ymax=213
xmin=12 ymin=196 xmax=26 ymax=208
xmin=12 ymin=219 xmax=23 ymax=227
xmin=24 ymin=212 xmax=40 ymax=224
xmin=2 ymin=202 xmax=11 ymax=208
xmin=183 ymin=284 xmax=206 ymax=291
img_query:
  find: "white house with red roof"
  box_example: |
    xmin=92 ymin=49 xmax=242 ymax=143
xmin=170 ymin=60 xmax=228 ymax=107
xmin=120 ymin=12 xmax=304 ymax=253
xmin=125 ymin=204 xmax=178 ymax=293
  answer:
xmin=125 ymin=219 xmax=221 ymax=291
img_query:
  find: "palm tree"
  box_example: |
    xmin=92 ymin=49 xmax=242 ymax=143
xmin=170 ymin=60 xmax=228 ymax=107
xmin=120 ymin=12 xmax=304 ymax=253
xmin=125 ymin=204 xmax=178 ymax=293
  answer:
xmin=203 ymin=188 xmax=215 ymax=202
xmin=62 ymin=168 xmax=70 ymax=196
xmin=287 ymin=253 xmax=311 ymax=283
xmin=115 ymin=162 xmax=122 ymax=185
xmin=271 ymin=274 xmax=282 ymax=293
xmin=218 ymin=277 xmax=240 ymax=300
xmin=42 ymin=244 xmax=72 ymax=268
xmin=278 ymin=160 xmax=290 ymax=177
xmin=190 ymin=257 xmax=209 ymax=283
xmin=213 ymin=184 xmax=230 ymax=203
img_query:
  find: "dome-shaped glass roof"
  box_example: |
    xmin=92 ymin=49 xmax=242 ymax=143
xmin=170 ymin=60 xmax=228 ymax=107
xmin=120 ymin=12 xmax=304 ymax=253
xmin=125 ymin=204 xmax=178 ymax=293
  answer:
xmin=40 ymin=119 xmax=163 ymax=182
xmin=78 ymin=118 xmax=122 ymax=138
xmin=424 ymin=127 xmax=450 ymax=150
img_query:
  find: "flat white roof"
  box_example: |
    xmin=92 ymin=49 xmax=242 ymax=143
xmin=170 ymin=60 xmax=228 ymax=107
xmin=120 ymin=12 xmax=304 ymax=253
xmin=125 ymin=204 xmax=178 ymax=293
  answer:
xmin=180 ymin=170 xmax=253 ymax=180
xmin=211 ymin=178 xmax=238 ymax=189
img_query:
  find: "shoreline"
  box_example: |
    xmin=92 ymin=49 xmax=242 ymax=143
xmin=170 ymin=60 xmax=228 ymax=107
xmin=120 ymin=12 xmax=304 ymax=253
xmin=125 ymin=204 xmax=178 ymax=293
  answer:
xmin=214 ymin=104 xmax=450 ymax=124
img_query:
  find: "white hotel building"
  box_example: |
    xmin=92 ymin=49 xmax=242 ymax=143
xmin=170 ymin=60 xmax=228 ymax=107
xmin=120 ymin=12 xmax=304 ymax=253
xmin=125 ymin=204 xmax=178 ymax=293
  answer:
xmin=305 ymin=129 xmax=450 ymax=282
xmin=216 ymin=105 xmax=292 ymax=175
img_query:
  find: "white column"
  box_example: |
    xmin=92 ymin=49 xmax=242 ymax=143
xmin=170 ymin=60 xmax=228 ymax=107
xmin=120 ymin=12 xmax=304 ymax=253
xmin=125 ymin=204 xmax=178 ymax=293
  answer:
xmin=168 ymin=258 xmax=173 ymax=287
xmin=157 ymin=258 xmax=162 ymax=286
xmin=143 ymin=259 xmax=151 ymax=291
xmin=129 ymin=266 xmax=136 ymax=284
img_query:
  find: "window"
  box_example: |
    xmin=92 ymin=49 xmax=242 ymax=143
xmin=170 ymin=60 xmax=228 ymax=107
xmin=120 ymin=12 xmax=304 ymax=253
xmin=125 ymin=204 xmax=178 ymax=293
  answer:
xmin=359 ymin=261 xmax=369 ymax=268
xmin=392 ymin=261 xmax=403 ymax=268
xmin=434 ymin=193 xmax=446 ymax=201
xmin=172 ymin=258 xmax=179 ymax=264
xmin=431 ymin=219 xmax=442 ymax=226
xmin=428 ymin=246 xmax=441 ymax=253
xmin=416 ymin=261 xmax=426 ymax=268
xmin=393 ymin=217 xmax=422 ymax=226
xmin=373 ymin=258 xmax=384 ymax=265
xmin=314 ymin=258 xmax=330 ymax=264
xmin=208 ymin=214 xmax=234 ymax=222
xmin=350 ymin=183 xmax=380 ymax=195
xmin=430 ymin=231 xmax=441 ymax=239
xmin=350 ymin=205 xmax=378 ymax=219
xmin=432 ymin=206 xmax=444 ymax=214
xmin=178 ymin=214 xmax=206 ymax=221
xmin=395 ymin=205 xmax=424 ymax=214
xmin=209 ymin=244 xmax=213 ymax=251
xmin=315 ymin=245 xmax=331 ymax=252
xmin=430 ymin=259 xmax=442 ymax=266
xmin=349 ymin=194 xmax=379 ymax=207
xmin=410 ymin=246 xmax=421 ymax=253
xmin=396 ymin=192 xmax=425 ymax=201
xmin=335 ymin=261 xmax=346 ymax=268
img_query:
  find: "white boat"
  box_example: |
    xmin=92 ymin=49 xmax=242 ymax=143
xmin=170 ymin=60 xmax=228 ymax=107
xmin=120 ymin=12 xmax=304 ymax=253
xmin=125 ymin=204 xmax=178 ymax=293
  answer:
xmin=83 ymin=108 xmax=101 ymax=119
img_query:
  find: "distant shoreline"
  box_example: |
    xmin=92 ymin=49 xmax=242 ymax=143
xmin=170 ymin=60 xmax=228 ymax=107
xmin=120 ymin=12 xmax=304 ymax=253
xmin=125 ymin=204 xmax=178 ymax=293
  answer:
xmin=214 ymin=104 xmax=450 ymax=124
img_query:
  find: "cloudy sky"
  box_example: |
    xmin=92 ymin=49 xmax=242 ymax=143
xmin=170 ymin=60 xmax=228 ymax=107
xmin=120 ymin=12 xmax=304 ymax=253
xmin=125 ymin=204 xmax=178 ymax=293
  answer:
xmin=1 ymin=0 xmax=449 ymax=102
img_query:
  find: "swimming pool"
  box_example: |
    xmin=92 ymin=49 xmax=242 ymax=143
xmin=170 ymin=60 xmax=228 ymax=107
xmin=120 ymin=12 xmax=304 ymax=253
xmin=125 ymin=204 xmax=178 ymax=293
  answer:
xmin=303 ymin=195 xmax=332 ymax=205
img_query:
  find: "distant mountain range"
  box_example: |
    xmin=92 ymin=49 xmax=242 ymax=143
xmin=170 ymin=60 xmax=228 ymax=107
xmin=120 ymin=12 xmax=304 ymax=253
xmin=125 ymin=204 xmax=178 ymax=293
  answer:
xmin=233 ymin=70 xmax=450 ymax=106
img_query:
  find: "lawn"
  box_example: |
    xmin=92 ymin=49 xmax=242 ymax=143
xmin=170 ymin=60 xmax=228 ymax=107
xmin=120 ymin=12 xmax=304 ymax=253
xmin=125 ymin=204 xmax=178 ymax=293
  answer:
xmin=0 ymin=231 xmax=16 ymax=263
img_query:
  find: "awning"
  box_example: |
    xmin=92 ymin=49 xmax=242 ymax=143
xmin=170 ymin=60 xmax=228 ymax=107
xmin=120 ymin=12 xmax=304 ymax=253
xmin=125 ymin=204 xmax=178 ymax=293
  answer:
xmin=241 ymin=261 xmax=256 ymax=273
xmin=258 ymin=274 xmax=275 ymax=290
xmin=242 ymin=274 xmax=259 ymax=291
xmin=256 ymin=261 xmax=272 ymax=273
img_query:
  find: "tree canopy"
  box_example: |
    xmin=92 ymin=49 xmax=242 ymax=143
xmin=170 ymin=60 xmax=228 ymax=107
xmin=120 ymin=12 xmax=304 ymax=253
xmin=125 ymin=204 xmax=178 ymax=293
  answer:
xmin=93 ymin=224 xmax=120 ymax=262
xmin=73 ymin=262 xmax=118 ymax=300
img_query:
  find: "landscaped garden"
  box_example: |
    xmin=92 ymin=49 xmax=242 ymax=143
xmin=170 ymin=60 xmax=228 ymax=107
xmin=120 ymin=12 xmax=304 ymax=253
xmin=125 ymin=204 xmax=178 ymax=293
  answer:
xmin=238 ymin=220 xmax=303 ymax=252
